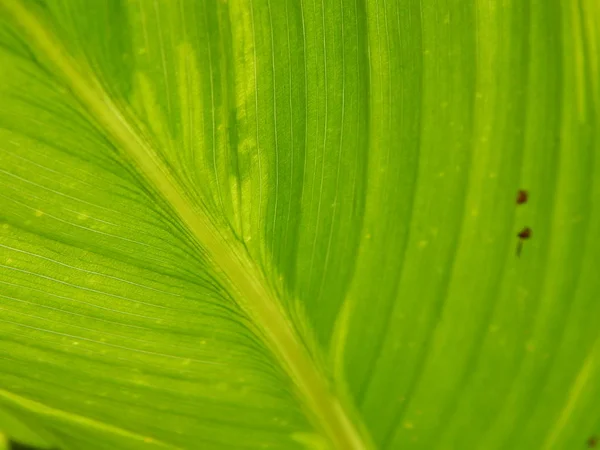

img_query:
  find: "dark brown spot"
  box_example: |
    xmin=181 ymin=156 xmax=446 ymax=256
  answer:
xmin=518 ymin=227 xmax=532 ymax=239
xmin=589 ymin=436 xmax=598 ymax=448
xmin=516 ymin=189 xmax=529 ymax=205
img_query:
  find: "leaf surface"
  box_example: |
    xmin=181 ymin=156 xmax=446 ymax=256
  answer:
xmin=0 ymin=1 xmax=599 ymax=449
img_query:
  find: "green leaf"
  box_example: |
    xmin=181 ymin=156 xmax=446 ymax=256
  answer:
xmin=0 ymin=407 xmax=53 ymax=449
xmin=0 ymin=1 xmax=599 ymax=449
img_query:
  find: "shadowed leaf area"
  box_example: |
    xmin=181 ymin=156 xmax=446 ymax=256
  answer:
xmin=10 ymin=440 xmax=57 ymax=450
xmin=0 ymin=0 xmax=599 ymax=449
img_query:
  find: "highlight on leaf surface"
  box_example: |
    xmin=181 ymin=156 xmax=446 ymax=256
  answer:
xmin=0 ymin=0 xmax=599 ymax=449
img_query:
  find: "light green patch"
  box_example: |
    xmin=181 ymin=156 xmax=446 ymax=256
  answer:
xmin=291 ymin=431 xmax=330 ymax=450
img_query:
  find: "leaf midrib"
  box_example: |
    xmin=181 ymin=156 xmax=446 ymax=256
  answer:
xmin=1 ymin=1 xmax=371 ymax=449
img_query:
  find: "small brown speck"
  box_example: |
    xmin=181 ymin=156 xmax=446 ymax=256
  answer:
xmin=516 ymin=227 xmax=532 ymax=257
xmin=588 ymin=436 xmax=598 ymax=448
xmin=517 ymin=189 xmax=529 ymax=205
xmin=518 ymin=227 xmax=532 ymax=239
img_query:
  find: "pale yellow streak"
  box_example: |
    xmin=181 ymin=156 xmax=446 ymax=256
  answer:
xmin=567 ymin=0 xmax=587 ymax=121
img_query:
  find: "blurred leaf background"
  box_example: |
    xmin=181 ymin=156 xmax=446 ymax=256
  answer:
xmin=0 ymin=0 xmax=599 ymax=449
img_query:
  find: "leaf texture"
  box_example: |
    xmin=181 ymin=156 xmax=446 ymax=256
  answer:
xmin=0 ymin=0 xmax=599 ymax=449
